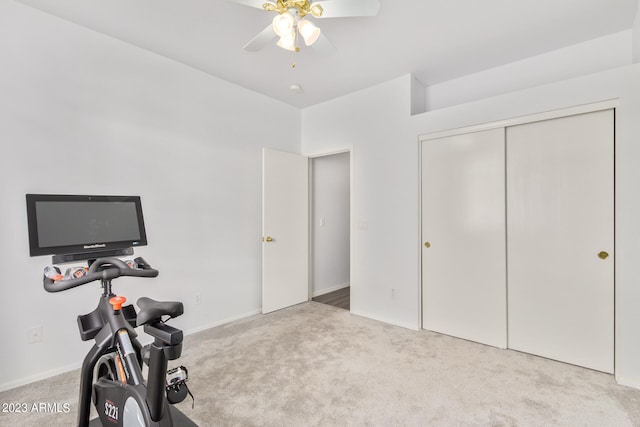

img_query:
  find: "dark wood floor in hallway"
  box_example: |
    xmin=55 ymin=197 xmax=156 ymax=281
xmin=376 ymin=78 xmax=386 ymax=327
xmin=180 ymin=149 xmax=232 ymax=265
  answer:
xmin=312 ymin=287 xmax=350 ymax=310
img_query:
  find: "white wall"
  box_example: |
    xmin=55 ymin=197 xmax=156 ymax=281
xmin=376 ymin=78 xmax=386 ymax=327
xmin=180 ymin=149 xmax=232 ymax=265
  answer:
xmin=634 ymin=2 xmax=640 ymax=62
xmin=302 ymin=79 xmax=419 ymax=329
xmin=311 ymin=152 xmax=350 ymax=296
xmin=425 ymin=30 xmax=634 ymax=111
xmin=0 ymin=1 xmax=300 ymax=390
xmin=301 ymin=59 xmax=640 ymax=386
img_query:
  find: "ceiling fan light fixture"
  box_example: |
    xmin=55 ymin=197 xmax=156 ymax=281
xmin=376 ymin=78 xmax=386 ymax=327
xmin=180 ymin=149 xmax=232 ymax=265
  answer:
xmin=272 ymin=11 xmax=295 ymax=37
xmin=310 ymin=3 xmax=323 ymax=18
xmin=277 ymin=31 xmax=296 ymax=51
xmin=297 ymin=19 xmax=321 ymax=46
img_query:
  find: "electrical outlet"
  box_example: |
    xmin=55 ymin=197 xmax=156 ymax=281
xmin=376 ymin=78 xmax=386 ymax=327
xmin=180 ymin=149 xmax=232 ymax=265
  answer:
xmin=28 ymin=325 xmax=42 ymax=343
xmin=391 ymin=288 xmax=396 ymax=299
xmin=195 ymin=294 xmax=202 ymax=305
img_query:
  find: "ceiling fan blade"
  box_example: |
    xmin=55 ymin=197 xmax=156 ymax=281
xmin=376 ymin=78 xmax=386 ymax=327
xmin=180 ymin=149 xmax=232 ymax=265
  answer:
xmin=227 ymin=0 xmax=276 ymax=11
xmin=243 ymin=24 xmax=277 ymax=51
xmin=311 ymin=33 xmax=335 ymax=56
xmin=312 ymin=0 xmax=380 ymax=18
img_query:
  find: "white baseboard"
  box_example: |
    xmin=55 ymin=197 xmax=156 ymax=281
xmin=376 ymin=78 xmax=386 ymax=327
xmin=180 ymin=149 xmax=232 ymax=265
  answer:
xmin=184 ymin=308 xmax=262 ymax=335
xmin=350 ymin=309 xmax=421 ymax=331
xmin=615 ymin=375 xmax=640 ymax=390
xmin=0 ymin=309 xmax=262 ymax=393
xmin=312 ymin=282 xmax=350 ymax=298
xmin=0 ymin=361 xmax=82 ymax=393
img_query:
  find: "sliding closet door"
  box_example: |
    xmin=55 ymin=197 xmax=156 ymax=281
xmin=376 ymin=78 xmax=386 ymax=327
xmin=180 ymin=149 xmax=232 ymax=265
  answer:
xmin=422 ymin=129 xmax=507 ymax=348
xmin=507 ymin=110 xmax=614 ymax=373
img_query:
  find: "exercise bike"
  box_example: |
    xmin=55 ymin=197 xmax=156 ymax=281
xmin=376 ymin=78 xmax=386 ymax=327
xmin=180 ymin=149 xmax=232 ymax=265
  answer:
xmin=43 ymin=257 xmax=197 ymax=427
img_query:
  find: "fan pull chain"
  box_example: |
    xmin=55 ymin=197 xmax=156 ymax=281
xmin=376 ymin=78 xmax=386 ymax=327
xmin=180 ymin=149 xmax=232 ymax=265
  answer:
xmin=291 ymin=28 xmax=301 ymax=68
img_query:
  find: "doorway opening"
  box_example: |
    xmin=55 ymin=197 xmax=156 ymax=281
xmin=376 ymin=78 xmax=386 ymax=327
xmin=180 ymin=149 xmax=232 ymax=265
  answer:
xmin=309 ymin=151 xmax=351 ymax=311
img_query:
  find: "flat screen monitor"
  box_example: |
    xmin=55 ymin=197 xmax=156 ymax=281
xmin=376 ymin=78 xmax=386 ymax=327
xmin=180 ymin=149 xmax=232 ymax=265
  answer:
xmin=26 ymin=194 xmax=147 ymax=262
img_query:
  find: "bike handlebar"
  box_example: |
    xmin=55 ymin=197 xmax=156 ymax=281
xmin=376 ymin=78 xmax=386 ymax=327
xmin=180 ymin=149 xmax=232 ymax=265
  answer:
xmin=43 ymin=257 xmax=159 ymax=293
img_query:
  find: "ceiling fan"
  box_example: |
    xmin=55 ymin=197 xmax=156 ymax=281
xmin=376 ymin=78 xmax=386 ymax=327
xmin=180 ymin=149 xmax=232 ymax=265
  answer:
xmin=230 ymin=0 xmax=380 ymax=56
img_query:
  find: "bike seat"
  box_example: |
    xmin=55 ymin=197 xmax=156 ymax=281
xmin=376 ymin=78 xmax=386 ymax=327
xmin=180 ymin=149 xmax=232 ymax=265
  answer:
xmin=136 ymin=297 xmax=184 ymax=326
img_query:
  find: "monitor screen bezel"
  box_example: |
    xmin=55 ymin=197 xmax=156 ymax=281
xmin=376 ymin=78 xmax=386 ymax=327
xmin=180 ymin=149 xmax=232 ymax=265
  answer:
xmin=26 ymin=194 xmax=148 ymax=258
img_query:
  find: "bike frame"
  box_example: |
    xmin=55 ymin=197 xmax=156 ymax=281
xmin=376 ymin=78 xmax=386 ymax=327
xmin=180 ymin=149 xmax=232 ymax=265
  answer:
xmin=77 ymin=278 xmax=148 ymax=426
xmin=42 ymin=257 xmax=192 ymax=427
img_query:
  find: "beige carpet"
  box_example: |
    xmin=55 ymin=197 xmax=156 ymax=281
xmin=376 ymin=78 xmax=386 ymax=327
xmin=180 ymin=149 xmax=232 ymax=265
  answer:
xmin=2 ymin=301 xmax=640 ymax=426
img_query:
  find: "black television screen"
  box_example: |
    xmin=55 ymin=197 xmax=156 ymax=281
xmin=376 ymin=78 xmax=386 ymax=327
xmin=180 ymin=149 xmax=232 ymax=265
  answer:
xmin=26 ymin=194 xmax=147 ymax=260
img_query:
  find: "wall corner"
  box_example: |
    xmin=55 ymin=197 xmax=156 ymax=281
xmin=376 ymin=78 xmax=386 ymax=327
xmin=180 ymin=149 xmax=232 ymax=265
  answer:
xmin=410 ymin=75 xmax=427 ymax=116
xmin=634 ymin=2 xmax=640 ymax=63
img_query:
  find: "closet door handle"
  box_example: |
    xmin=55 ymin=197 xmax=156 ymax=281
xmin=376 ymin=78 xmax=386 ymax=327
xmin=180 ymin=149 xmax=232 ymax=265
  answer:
xmin=424 ymin=242 xmax=431 ymax=248
xmin=598 ymin=251 xmax=609 ymax=260
xmin=263 ymin=236 xmax=274 ymax=242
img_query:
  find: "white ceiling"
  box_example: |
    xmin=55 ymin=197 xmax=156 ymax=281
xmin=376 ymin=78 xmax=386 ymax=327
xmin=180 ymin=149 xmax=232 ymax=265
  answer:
xmin=15 ymin=0 xmax=639 ymax=108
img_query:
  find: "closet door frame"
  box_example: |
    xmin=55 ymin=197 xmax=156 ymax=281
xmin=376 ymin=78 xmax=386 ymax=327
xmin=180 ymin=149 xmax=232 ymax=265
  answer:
xmin=418 ymin=99 xmax=619 ymax=368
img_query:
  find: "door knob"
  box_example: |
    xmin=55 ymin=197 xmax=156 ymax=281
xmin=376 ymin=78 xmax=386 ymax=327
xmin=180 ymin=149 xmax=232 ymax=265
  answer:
xmin=424 ymin=242 xmax=431 ymax=248
xmin=263 ymin=236 xmax=274 ymax=242
xmin=598 ymin=251 xmax=609 ymax=260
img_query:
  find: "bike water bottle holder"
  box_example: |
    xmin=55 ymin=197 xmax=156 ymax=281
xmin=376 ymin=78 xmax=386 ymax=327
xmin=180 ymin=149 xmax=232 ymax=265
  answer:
xmin=77 ymin=304 xmax=138 ymax=341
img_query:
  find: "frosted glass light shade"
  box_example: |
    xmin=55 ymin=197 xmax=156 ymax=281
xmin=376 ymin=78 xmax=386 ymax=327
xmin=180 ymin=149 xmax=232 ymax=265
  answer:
xmin=297 ymin=19 xmax=321 ymax=46
xmin=272 ymin=12 xmax=295 ymax=37
xmin=277 ymin=31 xmax=296 ymax=51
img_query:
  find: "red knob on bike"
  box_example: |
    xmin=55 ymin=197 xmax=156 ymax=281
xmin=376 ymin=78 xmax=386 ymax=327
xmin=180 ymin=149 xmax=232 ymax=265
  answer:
xmin=109 ymin=296 xmax=127 ymax=311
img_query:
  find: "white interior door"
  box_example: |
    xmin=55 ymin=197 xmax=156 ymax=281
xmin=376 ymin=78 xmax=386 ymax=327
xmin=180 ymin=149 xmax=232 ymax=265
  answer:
xmin=262 ymin=148 xmax=309 ymax=314
xmin=507 ymin=110 xmax=614 ymax=373
xmin=422 ymin=128 xmax=507 ymax=348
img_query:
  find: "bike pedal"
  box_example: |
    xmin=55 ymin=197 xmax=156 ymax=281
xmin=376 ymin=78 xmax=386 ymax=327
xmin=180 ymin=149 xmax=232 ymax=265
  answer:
xmin=166 ymin=366 xmax=194 ymax=407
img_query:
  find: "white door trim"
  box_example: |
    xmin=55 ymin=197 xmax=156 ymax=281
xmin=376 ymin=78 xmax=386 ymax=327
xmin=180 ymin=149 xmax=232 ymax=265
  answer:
xmin=418 ymin=99 xmax=619 ymax=143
